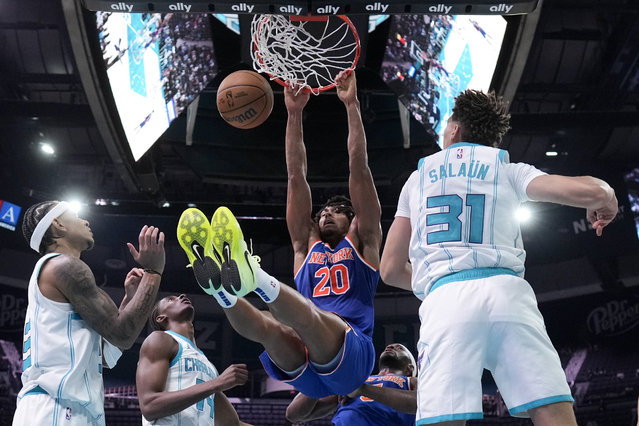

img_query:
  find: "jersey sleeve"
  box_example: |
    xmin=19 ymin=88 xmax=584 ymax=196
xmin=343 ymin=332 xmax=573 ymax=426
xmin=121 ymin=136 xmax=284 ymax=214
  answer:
xmin=505 ymin=162 xmax=547 ymax=202
xmin=396 ymin=171 xmax=418 ymax=218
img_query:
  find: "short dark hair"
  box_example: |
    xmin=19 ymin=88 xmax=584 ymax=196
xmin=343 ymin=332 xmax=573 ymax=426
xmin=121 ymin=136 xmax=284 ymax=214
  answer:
xmin=314 ymin=195 xmax=355 ymax=222
xmin=451 ymin=89 xmax=511 ymax=147
xmin=149 ymin=298 xmax=166 ymax=331
xmin=22 ymin=201 xmax=60 ymax=255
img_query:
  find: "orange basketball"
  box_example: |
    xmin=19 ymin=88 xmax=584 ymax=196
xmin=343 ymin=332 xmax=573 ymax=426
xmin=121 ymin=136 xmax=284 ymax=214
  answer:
xmin=216 ymin=70 xmax=274 ymax=129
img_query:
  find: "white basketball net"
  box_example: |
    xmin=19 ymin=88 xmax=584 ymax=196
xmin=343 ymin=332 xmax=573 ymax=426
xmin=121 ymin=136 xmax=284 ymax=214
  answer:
xmin=251 ymin=15 xmax=360 ymax=95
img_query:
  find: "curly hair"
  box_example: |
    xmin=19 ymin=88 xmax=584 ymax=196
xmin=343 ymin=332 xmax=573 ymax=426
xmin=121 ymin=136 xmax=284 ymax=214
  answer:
xmin=451 ymin=89 xmax=511 ymax=147
xmin=22 ymin=201 xmax=61 ymax=255
xmin=314 ymin=195 xmax=355 ymax=223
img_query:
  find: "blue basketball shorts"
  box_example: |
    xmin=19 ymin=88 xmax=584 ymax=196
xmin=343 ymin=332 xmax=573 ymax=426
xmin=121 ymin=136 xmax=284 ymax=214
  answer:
xmin=259 ymin=322 xmax=375 ymax=398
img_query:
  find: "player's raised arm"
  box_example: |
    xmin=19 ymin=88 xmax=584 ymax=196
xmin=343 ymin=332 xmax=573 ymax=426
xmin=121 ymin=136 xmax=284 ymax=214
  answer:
xmin=41 ymin=225 xmax=164 ymax=349
xmin=336 ymin=70 xmax=382 ymax=263
xmin=284 ymin=82 xmax=316 ymax=267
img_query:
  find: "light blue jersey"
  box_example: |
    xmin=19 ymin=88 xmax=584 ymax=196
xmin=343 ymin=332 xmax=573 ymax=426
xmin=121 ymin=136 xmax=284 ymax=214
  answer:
xmin=142 ymin=331 xmax=219 ymax=426
xmin=15 ymin=253 xmax=120 ymax=425
xmin=396 ymin=143 xmax=546 ymax=298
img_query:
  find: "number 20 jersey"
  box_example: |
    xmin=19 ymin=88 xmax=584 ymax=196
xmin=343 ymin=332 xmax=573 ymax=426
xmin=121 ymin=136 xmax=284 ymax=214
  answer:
xmin=396 ymin=142 xmax=546 ymax=298
xmin=294 ymin=236 xmax=379 ymax=338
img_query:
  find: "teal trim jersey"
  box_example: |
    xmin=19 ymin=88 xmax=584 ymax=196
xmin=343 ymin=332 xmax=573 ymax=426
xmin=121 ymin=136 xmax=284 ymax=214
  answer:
xmin=397 ymin=143 xmax=546 ymax=298
xmin=142 ymin=331 xmax=219 ymax=425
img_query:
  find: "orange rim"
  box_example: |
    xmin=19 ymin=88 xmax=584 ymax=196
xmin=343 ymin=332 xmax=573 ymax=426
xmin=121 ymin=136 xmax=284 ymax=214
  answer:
xmin=253 ymin=15 xmax=360 ymax=94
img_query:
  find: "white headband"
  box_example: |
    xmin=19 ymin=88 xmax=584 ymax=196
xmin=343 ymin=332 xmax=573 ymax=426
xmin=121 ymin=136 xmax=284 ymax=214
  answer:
xmin=30 ymin=202 xmax=71 ymax=252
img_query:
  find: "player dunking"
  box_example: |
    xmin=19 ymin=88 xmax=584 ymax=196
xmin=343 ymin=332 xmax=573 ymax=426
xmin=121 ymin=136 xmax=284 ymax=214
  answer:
xmin=177 ymin=70 xmax=382 ymax=402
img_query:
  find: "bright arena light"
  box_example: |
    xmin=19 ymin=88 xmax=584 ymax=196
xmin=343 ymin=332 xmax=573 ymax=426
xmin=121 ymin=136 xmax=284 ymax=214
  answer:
xmin=516 ymin=206 xmax=532 ymax=222
xmin=68 ymin=200 xmax=83 ymax=214
xmin=40 ymin=143 xmax=55 ymax=155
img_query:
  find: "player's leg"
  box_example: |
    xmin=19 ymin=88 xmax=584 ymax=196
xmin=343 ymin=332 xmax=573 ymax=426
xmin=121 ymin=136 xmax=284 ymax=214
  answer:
xmin=178 ymin=207 xmax=306 ymax=369
xmin=266 ymin=283 xmax=348 ymax=365
xmin=487 ymin=276 xmax=575 ymax=426
xmin=222 ymin=298 xmax=306 ymax=371
xmin=210 ymin=206 xmax=347 ymax=365
xmin=529 ymin=402 xmax=577 ymax=426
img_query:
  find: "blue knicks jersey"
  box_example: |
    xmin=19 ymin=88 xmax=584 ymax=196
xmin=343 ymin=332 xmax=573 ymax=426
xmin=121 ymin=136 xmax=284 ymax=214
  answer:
xmin=332 ymin=374 xmax=415 ymax=426
xmin=295 ymin=236 xmax=379 ymax=337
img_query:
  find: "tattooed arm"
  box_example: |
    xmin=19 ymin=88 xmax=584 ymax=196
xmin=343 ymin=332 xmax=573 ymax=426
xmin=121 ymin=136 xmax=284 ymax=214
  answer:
xmin=39 ymin=226 xmax=165 ymax=349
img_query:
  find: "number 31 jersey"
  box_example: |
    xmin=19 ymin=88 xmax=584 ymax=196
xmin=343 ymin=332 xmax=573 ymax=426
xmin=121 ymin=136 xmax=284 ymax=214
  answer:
xmin=396 ymin=142 xmax=546 ymax=299
xmin=295 ymin=236 xmax=379 ymax=338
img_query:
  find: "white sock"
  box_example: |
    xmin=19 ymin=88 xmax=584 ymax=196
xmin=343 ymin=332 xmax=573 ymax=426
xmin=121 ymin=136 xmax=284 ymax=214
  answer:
xmin=253 ymin=268 xmax=281 ymax=303
xmin=212 ymin=288 xmax=237 ymax=308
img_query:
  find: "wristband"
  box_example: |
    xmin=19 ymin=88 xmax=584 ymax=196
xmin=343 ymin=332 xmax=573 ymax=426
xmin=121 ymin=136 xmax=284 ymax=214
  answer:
xmin=144 ymin=268 xmax=162 ymax=276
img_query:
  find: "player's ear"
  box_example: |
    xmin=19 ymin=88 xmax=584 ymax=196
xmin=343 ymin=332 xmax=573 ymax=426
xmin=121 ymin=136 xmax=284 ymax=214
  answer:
xmin=407 ymin=363 xmax=415 ymax=377
xmin=156 ymin=314 xmax=168 ymax=327
xmin=450 ymin=122 xmax=462 ymax=142
xmin=50 ymin=217 xmax=67 ymax=237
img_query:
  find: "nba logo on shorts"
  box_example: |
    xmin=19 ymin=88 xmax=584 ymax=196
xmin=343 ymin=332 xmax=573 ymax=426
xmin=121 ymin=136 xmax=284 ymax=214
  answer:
xmin=65 ymin=407 xmax=72 ymax=420
xmin=456 ymin=148 xmax=463 ymax=159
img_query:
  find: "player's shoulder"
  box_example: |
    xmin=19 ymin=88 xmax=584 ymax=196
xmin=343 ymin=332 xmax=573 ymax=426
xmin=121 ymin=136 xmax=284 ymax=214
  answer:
xmin=141 ymin=331 xmax=178 ymax=358
xmin=144 ymin=330 xmax=174 ymax=345
xmin=45 ymin=253 xmax=90 ymax=273
xmin=41 ymin=254 xmax=93 ymax=289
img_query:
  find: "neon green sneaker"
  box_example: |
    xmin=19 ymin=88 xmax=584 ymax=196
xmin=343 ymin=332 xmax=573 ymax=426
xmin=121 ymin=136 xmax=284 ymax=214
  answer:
xmin=210 ymin=206 xmax=260 ymax=297
xmin=177 ymin=208 xmax=224 ymax=297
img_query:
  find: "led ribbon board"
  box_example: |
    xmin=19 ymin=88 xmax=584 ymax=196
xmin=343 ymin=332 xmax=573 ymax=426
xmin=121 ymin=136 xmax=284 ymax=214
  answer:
xmin=83 ymin=0 xmax=539 ymax=15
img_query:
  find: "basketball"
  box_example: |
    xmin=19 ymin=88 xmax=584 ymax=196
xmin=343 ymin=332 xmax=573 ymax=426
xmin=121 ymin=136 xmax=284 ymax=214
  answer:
xmin=216 ymin=70 xmax=274 ymax=129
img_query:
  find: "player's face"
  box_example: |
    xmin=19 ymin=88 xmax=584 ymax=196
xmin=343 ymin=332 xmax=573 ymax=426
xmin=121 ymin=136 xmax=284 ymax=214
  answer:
xmin=380 ymin=343 xmax=413 ymax=371
xmin=58 ymin=210 xmax=94 ymax=251
xmin=159 ymin=294 xmax=195 ymax=322
xmin=318 ymin=206 xmax=350 ymax=238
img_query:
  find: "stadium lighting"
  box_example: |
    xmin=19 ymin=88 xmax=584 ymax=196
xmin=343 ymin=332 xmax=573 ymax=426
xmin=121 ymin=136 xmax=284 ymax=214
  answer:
xmin=68 ymin=200 xmax=84 ymax=214
xmin=516 ymin=206 xmax=531 ymax=223
xmin=545 ymin=151 xmax=558 ymax=157
xmin=40 ymin=142 xmax=55 ymax=155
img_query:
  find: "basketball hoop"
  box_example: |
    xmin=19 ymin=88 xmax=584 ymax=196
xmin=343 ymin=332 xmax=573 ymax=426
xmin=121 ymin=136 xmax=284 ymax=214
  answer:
xmin=251 ymin=15 xmax=360 ymax=95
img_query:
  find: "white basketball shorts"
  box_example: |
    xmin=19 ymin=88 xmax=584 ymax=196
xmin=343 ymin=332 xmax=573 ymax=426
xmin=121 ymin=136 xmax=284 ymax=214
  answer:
xmin=13 ymin=392 xmax=106 ymax=426
xmin=415 ymin=273 xmax=573 ymax=424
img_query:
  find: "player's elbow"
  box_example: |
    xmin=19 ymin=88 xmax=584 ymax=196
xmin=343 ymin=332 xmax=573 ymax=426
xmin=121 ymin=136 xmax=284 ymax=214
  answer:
xmin=380 ymin=259 xmax=411 ymax=290
xmin=139 ymin=400 xmax=160 ymax=422
xmin=285 ymin=406 xmax=306 ymax=423
xmin=105 ymin=328 xmax=138 ymax=350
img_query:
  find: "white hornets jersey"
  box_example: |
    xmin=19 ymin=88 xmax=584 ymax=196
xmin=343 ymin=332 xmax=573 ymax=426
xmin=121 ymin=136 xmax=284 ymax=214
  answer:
xmin=396 ymin=143 xmax=546 ymax=299
xmin=19 ymin=253 xmax=114 ymax=423
xmin=142 ymin=331 xmax=219 ymax=426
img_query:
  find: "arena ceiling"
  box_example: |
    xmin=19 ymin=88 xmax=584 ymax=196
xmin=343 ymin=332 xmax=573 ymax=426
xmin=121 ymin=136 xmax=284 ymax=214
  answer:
xmin=1 ymin=0 xmax=639 ymax=296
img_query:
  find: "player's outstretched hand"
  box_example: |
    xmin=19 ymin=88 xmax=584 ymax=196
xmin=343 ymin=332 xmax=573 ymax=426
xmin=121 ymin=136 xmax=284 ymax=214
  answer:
xmin=216 ymin=363 xmax=249 ymax=392
xmin=127 ymin=225 xmax=166 ymax=273
xmin=123 ymin=267 xmax=144 ymax=300
xmin=587 ymin=193 xmax=619 ymax=236
xmin=335 ymin=69 xmax=357 ymax=105
xmin=284 ymin=81 xmax=310 ymax=112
